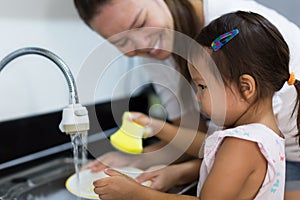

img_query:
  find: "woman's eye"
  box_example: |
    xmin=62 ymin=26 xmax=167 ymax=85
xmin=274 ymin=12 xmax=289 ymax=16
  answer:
xmin=138 ymin=20 xmax=146 ymax=28
xmin=116 ymin=38 xmax=129 ymax=47
xmin=198 ymin=84 xmax=207 ymax=90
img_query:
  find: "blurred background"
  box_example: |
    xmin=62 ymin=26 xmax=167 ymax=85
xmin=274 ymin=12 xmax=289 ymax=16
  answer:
xmin=0 ymin=0 xmax=299 ymax=121
xmin=0 ymin=0 xmax=298 ymax=167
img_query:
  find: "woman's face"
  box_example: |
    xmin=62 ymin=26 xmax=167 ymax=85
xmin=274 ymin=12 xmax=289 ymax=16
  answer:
xmin=90 ymin=0 xmax=174 ymax=60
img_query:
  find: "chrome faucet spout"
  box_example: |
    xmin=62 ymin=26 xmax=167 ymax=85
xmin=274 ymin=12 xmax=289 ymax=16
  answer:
xmin=0 ymin=47 xmax=89 ymax=135
xmin=0 ymin=47 xmax=79 ymax=104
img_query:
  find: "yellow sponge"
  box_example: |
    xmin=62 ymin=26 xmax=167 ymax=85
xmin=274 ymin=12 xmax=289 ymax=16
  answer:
xmin=110 ymin=112 xmax=145 ymax=154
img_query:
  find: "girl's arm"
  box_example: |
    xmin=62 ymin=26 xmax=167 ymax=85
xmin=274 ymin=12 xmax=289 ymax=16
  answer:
xmin=199 ymin=137 xmax=267 ymax=199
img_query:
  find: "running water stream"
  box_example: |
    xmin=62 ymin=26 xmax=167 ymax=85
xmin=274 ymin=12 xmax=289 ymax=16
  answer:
xmin=70 ymin=132 xmax=88 ymax=188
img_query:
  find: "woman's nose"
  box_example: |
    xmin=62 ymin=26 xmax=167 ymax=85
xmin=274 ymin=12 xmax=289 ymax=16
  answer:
xmin=133 ymin=38 xmax=152 ymax=52
xmin=117 ymin=38 xmax=150 ymax=56
xmin=129 ymin=30 xmax=152 ymax=51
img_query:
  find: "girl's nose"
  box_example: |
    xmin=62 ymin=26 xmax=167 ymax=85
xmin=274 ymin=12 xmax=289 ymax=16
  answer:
xmin=196 ymin=92 xmax=202 ymax=102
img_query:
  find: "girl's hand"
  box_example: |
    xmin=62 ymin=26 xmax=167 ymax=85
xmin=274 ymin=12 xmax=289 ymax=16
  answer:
xmin=82 ymin=151 xmax=139 ymax=172
xmin=135 ymin=165 xmax=180 ymax=192
xmin=93 ymin=168 xmax=145 ymax=200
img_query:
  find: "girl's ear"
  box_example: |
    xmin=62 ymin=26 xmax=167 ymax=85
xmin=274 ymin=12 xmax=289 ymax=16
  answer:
xmin=239 ymin=74 xmax=256 ymax=101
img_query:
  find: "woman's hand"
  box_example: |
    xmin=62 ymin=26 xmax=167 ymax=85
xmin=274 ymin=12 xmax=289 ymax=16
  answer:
xmin=93 ymin=168 xmax=146 ymax=200
xmin=136 ymin=160 xmax=201 ymax=192
xmin=135 ymin=165 xmax=179 ymax=192
xmin=129 ymin=112 xmax=165 ymax=138
xmin=82 ymin=151 xmax=140 ymax=172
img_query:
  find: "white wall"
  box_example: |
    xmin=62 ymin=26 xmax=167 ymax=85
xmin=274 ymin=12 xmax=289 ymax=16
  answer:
xmin=256 ymin=0 xmax=300 ymax=27
xmin=0 ymin=0 xmax=147 ymax=121
xmin=1 ymin=0 xmax=299 ymax=122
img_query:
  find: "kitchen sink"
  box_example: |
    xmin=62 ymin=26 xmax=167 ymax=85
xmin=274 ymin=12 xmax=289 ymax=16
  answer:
xmin=1 ymin=84 xmax=189 ymax=199
xmin=0 ymin=128 xmax=197 ymax=199
xmin=0 ymin=155 xmax=197 ymax=200
xmin=0 ymin=157 xmax=81 ymax=200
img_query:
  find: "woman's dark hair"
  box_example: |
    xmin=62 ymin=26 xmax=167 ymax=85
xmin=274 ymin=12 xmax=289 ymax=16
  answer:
xmin=74 ymin=0 xmax=110 ymax=25
xmin=195 ymin=11 xmax=300 ymax=143
xmin=164 ymin=0 xmax=201 ymax=81
xmin=73 ymin=0 xmax=201 ymax=81
xmin=73 ymin=0 xmax=202 ymax=117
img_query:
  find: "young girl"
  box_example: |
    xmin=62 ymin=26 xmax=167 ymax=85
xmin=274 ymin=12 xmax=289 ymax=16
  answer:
xmin=92 ymin=11 xmax=299 ymax=200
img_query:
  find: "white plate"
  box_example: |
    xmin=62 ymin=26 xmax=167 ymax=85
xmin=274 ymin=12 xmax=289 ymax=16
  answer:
xmin=65 ymin=167 xmax=151 ymax=199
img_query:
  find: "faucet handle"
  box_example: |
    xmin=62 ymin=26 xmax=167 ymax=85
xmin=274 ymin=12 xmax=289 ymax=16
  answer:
xmin=59 ymin=104 xmax=90 ymax=135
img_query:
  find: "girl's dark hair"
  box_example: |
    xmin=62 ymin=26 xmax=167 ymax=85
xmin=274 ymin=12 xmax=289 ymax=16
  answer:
xmin=73 ymin=0 xmax=201 ymax=81
xmin=195 ymin=11 xmax=300 ymax=144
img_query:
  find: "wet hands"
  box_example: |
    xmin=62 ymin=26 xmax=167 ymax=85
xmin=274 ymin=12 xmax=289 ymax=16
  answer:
xmin=93 ymin=168 xmax=145 ymax=200
xmin=136 ymin=165 xmax=180 ymax=192
xmin=82 ymin=151 xmax=141 ymax=172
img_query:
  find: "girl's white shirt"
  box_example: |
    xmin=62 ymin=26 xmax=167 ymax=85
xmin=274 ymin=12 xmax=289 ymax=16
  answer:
xmin=197 ymin=123 xmax=285 ymax=200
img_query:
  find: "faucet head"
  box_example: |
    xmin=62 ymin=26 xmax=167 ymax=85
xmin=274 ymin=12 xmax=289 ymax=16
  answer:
xmin=59 ymin=104 xmax=90 ymax=135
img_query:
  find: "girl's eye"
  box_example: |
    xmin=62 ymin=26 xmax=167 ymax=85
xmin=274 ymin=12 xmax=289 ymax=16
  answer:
xmin=198 ymin=84 xmax=207 ymax=90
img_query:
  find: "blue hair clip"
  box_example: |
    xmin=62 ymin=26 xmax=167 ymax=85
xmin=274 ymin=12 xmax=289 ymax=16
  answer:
xmin=211 ymin=29 xmax=239 ymax=52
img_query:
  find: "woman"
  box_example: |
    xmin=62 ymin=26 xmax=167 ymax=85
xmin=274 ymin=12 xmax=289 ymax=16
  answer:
xmin=93 ymin=11 xmax=292 ymax=199
xmin=74 ymin=0 xmax=300 ymax=199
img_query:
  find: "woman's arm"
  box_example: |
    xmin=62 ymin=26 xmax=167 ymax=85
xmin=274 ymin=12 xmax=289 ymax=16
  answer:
xmin=83 ymin=113 xmax=206 ymax=171
xmin=136 ymin=159 xmax=202 ymax=191
xmin=131 ymin=112 xmax=207 ymax=157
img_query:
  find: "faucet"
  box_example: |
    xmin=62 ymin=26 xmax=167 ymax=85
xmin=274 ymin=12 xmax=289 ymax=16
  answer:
xmin=0 ymin=47 xmax=89 ymax=135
